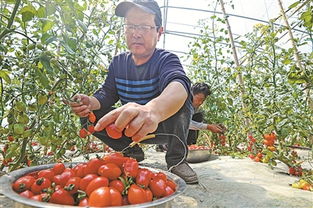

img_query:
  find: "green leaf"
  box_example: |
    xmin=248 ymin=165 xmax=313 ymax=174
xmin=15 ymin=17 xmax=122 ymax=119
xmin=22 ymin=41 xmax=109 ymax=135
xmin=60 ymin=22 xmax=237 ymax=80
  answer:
xmin=46 ymin=2 xmax=57 ymax=16
xmin=37 ymin=6 xmax=46 ymax=18
xmin=77 ymin=20 xmax=88 ymax=33
xmin=35 ymin=68 xmax=50 ymax=89
xmin=288 ymin=1 xmax=300 ymax=9
xmin=0 ymin=70 xmax=11 ymax=83
xmin=20 ymin=5 xmax=36 ymax=22
xmin=42 ymin=20 xmax=54 ymax=32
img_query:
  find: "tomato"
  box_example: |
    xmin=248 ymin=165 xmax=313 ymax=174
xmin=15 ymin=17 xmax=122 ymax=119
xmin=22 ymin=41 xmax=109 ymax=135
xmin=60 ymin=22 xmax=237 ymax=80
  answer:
xmin=31 ymin=177 xmax=51 ymax=195
xmin=73 ymin=163 xmax=87 ymax=178
xmin=254 ymin=157 xmax=260 ymax=162
xmin=166 ymin=179 xmax=177 ymax=191
xmin=145 ymin=188 xmax=153 ymax=202
xmin=79 ymin=174 xmax=98 ymax=191
xmin=136 ymin=168 xmax=152 ymax=188
xmin=88 ymin=112 xmax=97 ymax=123
xmin=52 ymin=163 xmax=65 ymax=175
xmin=12 ymin=175 xmax=36 ymax=193
xmin=127 ymin=184 xmax=147 ymax=204
xmin=86 ymin=176 xmax=109 ymax=196
xmin=30 ymin=193 xmax=49 ymax=202
xmin=50 ymin=188 xmax=75 ymax=205
xmin=267 ymin=146 xmax=276 ymax=152
xmin=106 ymin=123 xmax=122 ymax=139
xmin=79 ymin=128 xmax=89 ymax=138
xmin=153 ymin=172 xmax=167 ymax=181
xmin=123 ymin=158 xmax=138 ymax=177
xmin=149 ymin=178 xmax=166 ymax=197
xmin=263 ymin=139 xmax=274 ymax=146
xmin=53 ymin=169 xmax=74 ymax=187
xmin=78 ymin=197 xmax=89 ymax=206
xmin=98 ymin=163 xmax=122 ymax=180
xmin=164 ymin=185 xmax=174 ymax=196
xmin=65 ymin=177 xmax=81 ymax=195
xmin=109 ymin=180 xmax=125 ymax=194
xmin=38 ymin=169 xmax=55 ymax=182
xmin=19 ymin=190 xmax=34 ymax=198
xmin=248 ymin=154 xmax=255 ymax=159
xmin=89 ymin=187 xmax=122 ymax=207
xmin=84 ymin=158 xmax=105 ymax=175
xmin=87 ymin=125 xmax=95 ymax=134
xmin=103 ymin=152 xmax=128 ymax=168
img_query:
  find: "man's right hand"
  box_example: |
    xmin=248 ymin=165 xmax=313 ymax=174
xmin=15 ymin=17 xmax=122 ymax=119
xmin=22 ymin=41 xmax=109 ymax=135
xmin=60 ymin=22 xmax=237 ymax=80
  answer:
xmin=69 ymin=94 xmax=92 ymax=117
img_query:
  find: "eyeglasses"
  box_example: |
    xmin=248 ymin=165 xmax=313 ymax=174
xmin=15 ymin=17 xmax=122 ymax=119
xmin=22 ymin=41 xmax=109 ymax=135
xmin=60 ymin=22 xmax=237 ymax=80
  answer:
xmin=123 ymin=24 xmax=158 ymax=34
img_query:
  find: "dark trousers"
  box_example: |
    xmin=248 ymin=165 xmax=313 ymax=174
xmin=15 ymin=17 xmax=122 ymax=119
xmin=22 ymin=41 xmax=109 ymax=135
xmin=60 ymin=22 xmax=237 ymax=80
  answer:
xmin=81 ymin=98 xmax=193 ymax=168
xmin=186 ymin=112 xmax=204 ymax=145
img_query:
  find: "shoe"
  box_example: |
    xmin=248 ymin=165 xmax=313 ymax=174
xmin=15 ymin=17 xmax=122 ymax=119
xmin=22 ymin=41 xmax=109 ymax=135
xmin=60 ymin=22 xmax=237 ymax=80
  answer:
xmin=123 ymin=144 xmax=145 ymax=162
xmin=170 ymin=161 xmax=198 ymax=184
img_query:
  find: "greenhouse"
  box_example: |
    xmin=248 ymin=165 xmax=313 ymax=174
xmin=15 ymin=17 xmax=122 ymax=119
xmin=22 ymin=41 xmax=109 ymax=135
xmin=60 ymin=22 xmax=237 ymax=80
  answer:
xmin=0 ymin=0 xmax=312 ymax=207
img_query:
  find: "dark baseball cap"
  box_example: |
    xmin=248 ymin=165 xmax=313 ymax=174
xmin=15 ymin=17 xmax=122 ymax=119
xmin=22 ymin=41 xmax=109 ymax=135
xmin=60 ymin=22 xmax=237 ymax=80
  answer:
xmin=115 ymin=0 xmax=162 ymax=26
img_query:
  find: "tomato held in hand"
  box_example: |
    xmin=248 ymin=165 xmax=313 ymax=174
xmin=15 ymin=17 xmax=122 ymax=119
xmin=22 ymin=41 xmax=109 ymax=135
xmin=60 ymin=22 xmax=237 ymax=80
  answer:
xmin=106 ymin=123 xmax=122 ymax=139
xmin=89 ymin=187 xmax=122 ymax=207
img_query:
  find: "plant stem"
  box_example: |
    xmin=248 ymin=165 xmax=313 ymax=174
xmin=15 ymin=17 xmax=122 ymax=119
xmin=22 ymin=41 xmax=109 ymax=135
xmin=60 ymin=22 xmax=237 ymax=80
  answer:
xmin=0 ymin=0 xmax=21 ymax=41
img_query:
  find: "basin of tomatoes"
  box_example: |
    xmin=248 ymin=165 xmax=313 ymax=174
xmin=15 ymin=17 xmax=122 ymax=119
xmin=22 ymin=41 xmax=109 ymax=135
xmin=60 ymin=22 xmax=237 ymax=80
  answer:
xmin=187 ymin=145 xmax=211 ymax=163
xmin=10 ymin=153 xmax=179 ymax=207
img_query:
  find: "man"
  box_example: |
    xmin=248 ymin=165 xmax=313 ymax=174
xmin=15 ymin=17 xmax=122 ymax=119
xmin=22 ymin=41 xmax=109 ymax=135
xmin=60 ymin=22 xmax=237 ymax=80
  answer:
xmin=70 ymin=0 xmax=198 ymax=184
xmin=187 ymin=82 xmax=226 ymax=145
xmin=157 ymin=82 xmax=226 ymax=151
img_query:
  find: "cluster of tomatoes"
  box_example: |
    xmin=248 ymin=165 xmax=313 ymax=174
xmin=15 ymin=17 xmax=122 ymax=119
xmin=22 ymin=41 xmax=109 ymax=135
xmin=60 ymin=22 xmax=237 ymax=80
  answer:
xmin=262 ymin=133 xmax=276 ymax=152
xmin=12 ymin=152 xmax=177 ymax=207
xmin=78 ymin=112 xmax=97 ymax=138
xmin=291 ymin=179 xmax=313 ymax=191
xmin=188 ymin=144 xmax=210 ymax=150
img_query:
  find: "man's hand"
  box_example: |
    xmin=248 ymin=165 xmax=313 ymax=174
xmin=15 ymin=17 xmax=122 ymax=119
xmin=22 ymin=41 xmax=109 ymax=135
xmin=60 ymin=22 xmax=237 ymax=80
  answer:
xmin=94 ymin=102 xmax=160 ymax=142
xmin=69 ymin=94 xmax=100 ymax=118
xmin=207 ymin=124 xmax=226 ymax=134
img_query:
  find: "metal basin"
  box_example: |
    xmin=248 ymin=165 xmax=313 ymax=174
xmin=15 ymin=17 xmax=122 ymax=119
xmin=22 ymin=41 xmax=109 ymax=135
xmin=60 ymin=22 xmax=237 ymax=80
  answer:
xmin=186 ymin=149 xmax=211 ymax=163
xmin=0 ymin=163 xmax=186 ymax=208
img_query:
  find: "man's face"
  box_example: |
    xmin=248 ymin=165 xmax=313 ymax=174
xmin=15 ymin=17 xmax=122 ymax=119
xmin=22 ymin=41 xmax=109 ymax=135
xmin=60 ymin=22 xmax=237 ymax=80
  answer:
xmin=192 ymin=93 xmax=206 ymax=109
xmin=124 ymin=7 xmax=162 ymax=61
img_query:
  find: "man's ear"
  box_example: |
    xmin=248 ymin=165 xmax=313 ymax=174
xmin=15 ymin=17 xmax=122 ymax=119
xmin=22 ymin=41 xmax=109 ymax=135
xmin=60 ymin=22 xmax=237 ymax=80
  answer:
xmin=157 ymin=26 xmax=164 ymax=41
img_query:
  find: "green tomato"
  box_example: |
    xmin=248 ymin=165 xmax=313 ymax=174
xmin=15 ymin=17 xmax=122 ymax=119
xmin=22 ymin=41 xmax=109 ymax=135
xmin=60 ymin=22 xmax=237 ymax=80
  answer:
xmin=38 ymin=94 xmax=48 ymax=105
xmin=13 ymin=123 xmax=25 ymax=135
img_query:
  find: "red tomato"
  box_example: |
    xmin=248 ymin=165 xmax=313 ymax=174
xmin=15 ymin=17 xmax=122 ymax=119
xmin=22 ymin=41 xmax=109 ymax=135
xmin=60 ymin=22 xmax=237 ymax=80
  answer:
xmin=88 ymin=112 xmax=96 ymax=123
xmin=127 ymin=184 xmax=147 ymax=204
xmin=38 ymin=169 xmax=55 ymax=182
xmin=12 ymin=175 xmax=35 ymax=192
xmin=79 ymin=174 xmax=98 ymax=191
xmin=136 ymin=168 xmax=152 ymax=188
xmin=103 ymin=152 xmax=128 ymax=168
xmin=98 ymin=163 xmax=122 ymax=180
xmin=123 ymin=158 xmax=138 ymax=177
xmin=53 ymin=170 xmax=74 ymax=187
xmin=79 ymin=128 xmax=89 ymax=138
xmin=149 ymin=178 xmax=166 ymax=197
xmin=106 ymin=123 xmax=122 ymax=139
xmin=30 ymin=193 xmax=49 ymax=202
xmin=73 ymin=163 xmax=87 ymax=178
xmin=89 ymin=187 xmax=122 ymax=207
xmin=65 ymin=177 xmax=81 ymax=195
xmin=86 ymin=176 xmax=109 ymax=196
xmin=87 ymin=125 xmax=95 ymax=134
xmin=166 ymin=179 xmax=177 ymax=191
xmin=78 ymin=197 xmax=89 ymax=207
xmin=153 ymin=172 xmax=167 ymax=181
xmin=52 ymin=163 xmax=65 ymax=175
xmin=84 ymin=158 xmax=105 ymax=175
xmin=145 ymin=188 xmax=153 ymax=202
xmin=50 ymin=188 xmax=75 ymax=205
xmin=31 ymin=177 xmax=51 ymax=195
xmin=164 ymin=185 xmax=174 ymax=196
xmin=19 ymin=190 xmax=34 ymax=198
xmin=109 ymin=180 xmax=125 ymax=194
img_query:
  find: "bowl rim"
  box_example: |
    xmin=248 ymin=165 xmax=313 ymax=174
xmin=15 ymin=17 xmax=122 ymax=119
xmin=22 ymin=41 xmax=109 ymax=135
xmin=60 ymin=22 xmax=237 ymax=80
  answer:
xmin=0 ymin=162 xmax=186 ymax=208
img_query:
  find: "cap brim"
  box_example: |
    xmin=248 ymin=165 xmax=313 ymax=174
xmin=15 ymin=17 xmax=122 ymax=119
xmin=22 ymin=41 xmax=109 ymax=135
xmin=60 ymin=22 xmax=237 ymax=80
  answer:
xmin=115 ymin=1 xmax=156 ymax=17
